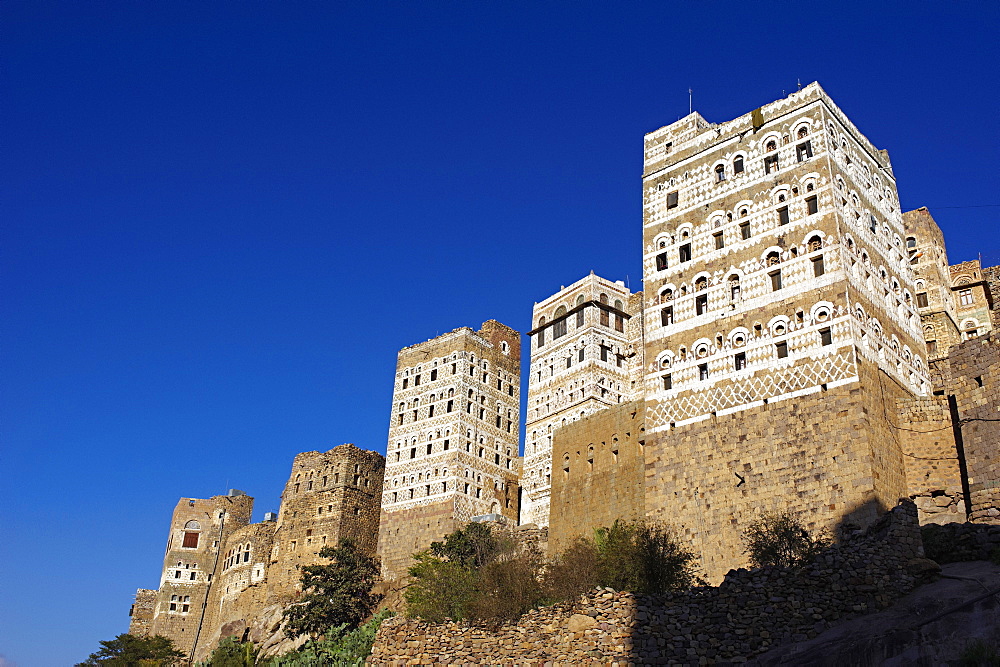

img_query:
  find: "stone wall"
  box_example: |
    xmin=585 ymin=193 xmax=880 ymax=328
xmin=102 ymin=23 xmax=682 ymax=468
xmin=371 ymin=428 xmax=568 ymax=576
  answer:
xmin=368 ymin=501 xmax=922 ymax=666
xmin=921 ymin=522 xmax=1000 ymax=563
xmin=897 ymin=396 xmax=965 ymax=523
xmin=642 ymin=352 xmax=913 ymax=582
xmin=932 ymin=334 xmax=1000 ymax=522
xmin=127 ymin=589 xmax=156 ymax=637
xmin=549 ymin=400 xmax=646 ymax=553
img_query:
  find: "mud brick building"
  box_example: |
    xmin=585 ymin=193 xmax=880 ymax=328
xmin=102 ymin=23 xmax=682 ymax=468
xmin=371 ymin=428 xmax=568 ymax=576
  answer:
xmin=376 ymin=320 xmax=522 ymax=580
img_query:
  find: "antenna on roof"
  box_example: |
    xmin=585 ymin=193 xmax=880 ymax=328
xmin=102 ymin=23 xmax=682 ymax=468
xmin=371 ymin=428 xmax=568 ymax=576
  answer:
xmin=797 ymin=78 xmax=802 ymax=91
xmin=688 ymin=88 xmax=693 ymax=115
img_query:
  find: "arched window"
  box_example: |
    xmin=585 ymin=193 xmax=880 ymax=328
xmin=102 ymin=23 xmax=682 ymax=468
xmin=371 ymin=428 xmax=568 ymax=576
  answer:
xmin=715 ymin=164 xmax=726 ymax=182
xmin=729 ymin=275 xmax=741 ymax=300
xmin=797 ymin=126 xmax=808 ymax=138
xmin=766 ymin=251 xmax=781 ymax=266
xmin=807 ymin=236 xmax=823 ymax=252
xmin=739 ymin=207 xmax=748 ymax=218
xmin=695 ymin=277 xmax=707 ymax=292
xmin=733 ymin=155 xmax=744 ymax=174
xmin=184 ymin=520 xmax=201 ymax=530
xmin=766 ymin=139 xmax=777 ymax=152
xmin=906 ymin=236 xmax=916 ymax=248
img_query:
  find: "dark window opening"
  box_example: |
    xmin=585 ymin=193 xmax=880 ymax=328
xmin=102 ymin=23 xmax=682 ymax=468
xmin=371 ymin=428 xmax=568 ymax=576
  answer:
xmin=764 ymin=155 xmax=779 ymax=174
xmin=734 ymin=352 xmax=747 ymax=370
xmin=916 ymin=292 xmax=928 ymax=308
xmin=615 ymin=315 xmax=624 ymax=332
xmin=553 ymin=319 xmax=567 ymax=338
xmin=714 ymin=232 xmax=724 ymax=249
xmin=820 ymin=328 xmax=833 ymax=346
xmin=696 ymin=294 xmax=708 ymax=315
xmin=183 ymin=532 xmax=199 ymax=549
xmin=770 ymin=270 xmax=783 ymax=291
xmin=776 ymin=342 xmax=789 ymax=358
xmin=806 ymin=195 xmax=818 ymax=215
xmin=679 ymin=243 xmax=692 ymax=263
xmin=666 ymin=191 xmax=679 ymax=208
xmin=812 ymin=256 xmax=825 ymax=277
xmin=661 ymin=306 xmax=673 ymax=326
xmin=796 ymin=140 xmax=813 ymax=162
xmin=656 ymin=252 xmax=668 ymax=271
xmin=663 ymin=374 xmax=672 ymax=390
xmin=740 ymin=221 xmax=751 ymax=239
xmin=733 ymin=156 xmax=744 ymax=173
xmin=778 ymin=206 xmax=789 ymax=226
xmin=698 ymin=363 xmax=709 ymax=380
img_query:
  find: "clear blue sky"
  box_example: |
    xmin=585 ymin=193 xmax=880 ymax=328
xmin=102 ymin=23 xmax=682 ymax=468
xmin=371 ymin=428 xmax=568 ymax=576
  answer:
xmin=3 ymin=2 xmax=998 ymax=665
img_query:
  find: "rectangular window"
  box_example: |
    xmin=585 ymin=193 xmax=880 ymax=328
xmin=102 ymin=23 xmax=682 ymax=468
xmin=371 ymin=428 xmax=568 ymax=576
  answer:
xmin=578 ymin=348 xmax=585 ymax=362
xmin=679 ymin=243 xmax=692 ymax=263
xmin=666 ymin=191 xmax=679 ymax=209
xmin=812 ymin=256 xmax=825 ymax=277
xmin=927 ymin=339 xmax=938 ymax=354
xmin=661 ymin=306 xmax=673 ymax=326
xmin=714 ymin=232 xmax=724 ymax=249
xmin=740 ymin=222 xmax=751 ymax=239
xmin=414 ymin=375 xmax=420 ymax=386
xmin=426 ymin=444 xmax=432 ymax=455
xmin=553 ymin=319 xmax=567 ymax=338
xmin=698 ymin=363 xmax=709 ymax=380
xmin=576 ymin=309 xmax=584 ymax=327
xmin=183 ymin=532 xmax=199 ymax=549
xmin=696 ymin=294 xmax=708 ymax=315
xmin=820 ymin=328 xmax=832 ymax=346
xmin=443 ymin=439 xmax=449 ymax=450
xmin=806 ymin=195 xmax=818 ymax=215
xmin=796 ymin=140 xmax=813 ymax=162
xmin=600 ymin=308 xmax=609 ymax=326
xmin=428 ymin=404 xmax=434 ymax=417
xmin=764 ymin=155 xmax=779 ymax=174
xmin=662 ymin=374 xmax=672 ymax=390
xmin=566 ymin=357 xmax=572 ymax=369
xmin=615 ymin=314 xmax=624 ymax=332
xmin=537 ymin=328 xmax=545 ymax=346
xmin=446 ymin=400 xmax=453 ymax=412
xmin=916 ymin=292 xmax=928 ymax=308
xmin=410 ymin=448 xmax=416 ymax=459
xmin=600 ymin=346 xmax=608 ymax=362
xmin=778 ymin=206 xmax=789 ymax=226
xmin=430 ymin=369 xmax=437 ymax=381
xmin=770 ymin=270 xmax=783 ymax=291
xmin=402 ymin=378 xmax=408 ymax=389
xmin=776 ymin=342 xmax=788 ymax=358
xmin=656 ymin=252 xmax=668 ymax=271
xmin=733 ymin=156 xmax=744 ymax=174
xmin=959 ymin=289 xmax=974 ymax=305
xmin=734 ymin=352 xmax=746 ymax=370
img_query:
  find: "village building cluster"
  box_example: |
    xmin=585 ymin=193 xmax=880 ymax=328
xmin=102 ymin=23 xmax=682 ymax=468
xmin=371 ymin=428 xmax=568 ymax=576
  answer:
xmin=126 ymin=83 xmax=1000 ymax=661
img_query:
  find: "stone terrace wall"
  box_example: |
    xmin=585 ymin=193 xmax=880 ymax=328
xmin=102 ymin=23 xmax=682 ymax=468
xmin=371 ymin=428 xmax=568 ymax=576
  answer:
xmin=368 ymin=501 xmax=922 ymax=665
xmin=897 ymin=396 xmax=964 ymax=523
xmin=921 ymin=522 xmax=1000 ymax=563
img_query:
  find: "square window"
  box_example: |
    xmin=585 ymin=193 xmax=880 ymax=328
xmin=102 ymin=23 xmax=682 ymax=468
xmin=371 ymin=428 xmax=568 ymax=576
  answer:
xmin=666 ymin=191 xmax=679 ymax=209
xmin=806 ymin=195 xmax=818 ymax=215
xmin=696 ymin=295 xmax=708 ymax=315
xmin=778 ymin=207 xmax=789 ymax=226
xmin=655 ymin=251 xmax=668 ymax=271
xmin=916 ymin=292 xmax=928 ymax=308
xmin=796 ymin=140 xmax=813 ymax=162
xmin=764 ymin=155 xmax=779 ymax=174
xmin=820 ymin=328 xmax=832 ymax=346
xmin=734 ymin=352 xmax=746 ymax=370
xmin=776 ymin=342 xmax=788 ymax=358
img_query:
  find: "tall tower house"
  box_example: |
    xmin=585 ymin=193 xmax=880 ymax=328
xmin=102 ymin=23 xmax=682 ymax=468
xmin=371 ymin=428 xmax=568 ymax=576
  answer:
xmin=903 ymin=207 xmax=962 ymax=360
xmin=521 ymin=273 xmax=642 ymax=527
xmin=377 ymin=320 xmax=521 ymax=580
xmin=639 ymin=83 xmax=929 ymax=578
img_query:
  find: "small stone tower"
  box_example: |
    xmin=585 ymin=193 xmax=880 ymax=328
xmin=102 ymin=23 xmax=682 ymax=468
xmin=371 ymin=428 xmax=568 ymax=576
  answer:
xmin=904 ymin=207 xmax=962 ymax=359
xmin=266 ymin=444 xmax=385 ymax=598
xmin=377 ymin=320 xmax=521 ymax=580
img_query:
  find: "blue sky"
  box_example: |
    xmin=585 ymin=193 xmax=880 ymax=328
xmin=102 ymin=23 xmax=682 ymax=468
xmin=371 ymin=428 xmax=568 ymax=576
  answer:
xmin=3 ymin=2 xmax=999 ymax=664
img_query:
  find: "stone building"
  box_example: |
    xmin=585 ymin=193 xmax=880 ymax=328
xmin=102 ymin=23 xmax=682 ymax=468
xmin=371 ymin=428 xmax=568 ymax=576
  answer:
xmin=951 ymin=260 xmax=995 ymax=341
xmin=376 ymin=320 xmax=522 ymax=580
xmin=141 ymin=492 xmax=254 ymax=658
xmin=536 ymin=82 xmax=932 ymax=580
xmin=903 ymin=207 xmax=962 ymax=360
xmin=521 ymin=273 xmax=642 ymax=527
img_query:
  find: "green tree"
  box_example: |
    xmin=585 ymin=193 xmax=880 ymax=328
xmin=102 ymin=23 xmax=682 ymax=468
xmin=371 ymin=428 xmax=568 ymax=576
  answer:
xmin=76 ymin=633 xmax=185 ymax=666
xmin=742 ymin=511 xmax=830 ymax=568
xmin=282 ymin=538 xmax=383 ymax=639
xmin=592 ymin=519 xmax=702 ymax=594
xmin=404 ymin=551 xmax=477 ymax=622
xmin=429 ymin=521 xmax=504 ymax=568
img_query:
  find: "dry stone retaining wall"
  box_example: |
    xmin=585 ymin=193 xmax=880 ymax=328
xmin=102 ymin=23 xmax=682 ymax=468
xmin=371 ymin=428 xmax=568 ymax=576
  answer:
xmin=368 ymin=500 xmax=922 ymax=665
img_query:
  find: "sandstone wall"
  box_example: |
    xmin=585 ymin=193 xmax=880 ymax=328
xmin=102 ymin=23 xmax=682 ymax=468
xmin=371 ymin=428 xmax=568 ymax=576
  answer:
xmin=643 ymin=352 xmax=913 ymax=582
xmin=932 ymin=334 xmax=1000 ymax=522
xmin=549 ymin=400 xmax=646 ymax=553
xmin=368 ymin=501 xmax=922 ymax=666
xmin=127 ymin=589 xmax=156 ymax=637
xmin=897 ymin=396 xmax=965 ymax=523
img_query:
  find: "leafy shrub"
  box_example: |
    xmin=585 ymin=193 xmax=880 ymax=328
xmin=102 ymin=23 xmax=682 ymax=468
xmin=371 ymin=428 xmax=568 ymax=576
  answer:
xmin=543 ymin=538 xmax=602 ymax=602
xmin=591 ymin=520 xmax=703 ymax=594
xmin=265 ymin=609 xmax=393 ymax=667
xmin=467 ymin=551 xmax=545 ymax=627
xmin=404 ymin=551 xmax=477 ymax=622
xmin=742 ymin=512 xmax=830 ymax=569
xmin=199 ymin=636 xmax=257 ymax=666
